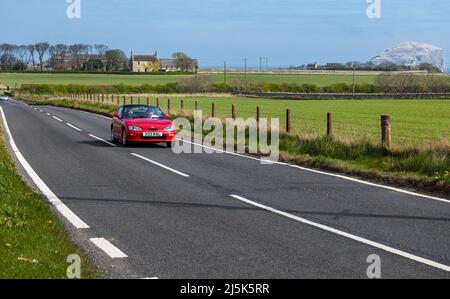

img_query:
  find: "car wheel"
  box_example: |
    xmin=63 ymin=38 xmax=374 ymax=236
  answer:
xmin=111 ymin=127 xmax=117 ymax=142
xmin=122 ymin=128 xmax=128 ymax=147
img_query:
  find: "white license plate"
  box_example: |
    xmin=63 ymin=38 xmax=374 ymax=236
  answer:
xmin=143 ymin=132 xmax=163 ymax=137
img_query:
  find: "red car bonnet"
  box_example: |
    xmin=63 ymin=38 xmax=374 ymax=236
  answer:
xmin=124 ymin=118 xmax=173 ymax=129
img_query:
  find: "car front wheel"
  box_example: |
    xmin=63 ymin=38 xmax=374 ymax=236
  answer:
xmin=111 ymin=127 xmax=117 ymax=142
xmin=122 ymin=128 xmax=128 ymax=147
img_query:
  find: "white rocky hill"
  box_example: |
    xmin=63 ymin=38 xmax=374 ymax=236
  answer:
xmin=371 ymin=41 xmax=446 ymax=71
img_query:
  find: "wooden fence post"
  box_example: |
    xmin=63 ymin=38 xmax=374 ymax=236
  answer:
xmin=232 ymin=104 xmax=236 ymax=120
xmin=211 ymin=103 xmax=215 ymax=117
xmin=181 ymin=100 xmax=184 ymax=114
xmin=381 ymin=115 xmax=391 ymax=147
xmin=167 ymin=98 xmax=171 ymax=114
xmin=147 ymin=97 xmax=149 ymax=106
xmin=123 ymin=96 xmax=126 ymax=105
xmin=156 ymin=98 xmax=160 ymax=107
xmin=256 ymin=106 xmax=260 ymax=125
xmin=286 ymin=109 xmax=291 ymax=133
xmin=131 ymin=96 xmax=133 ymax=105
xmin=195 ymin=101 xmax=199 ymax=111
xmin=327 ymin=112 xmax=333 ymax=138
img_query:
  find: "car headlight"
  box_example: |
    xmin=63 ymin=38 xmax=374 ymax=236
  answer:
xmin=128 ymin=125 xmax=143 ymax=131
xmin=164 ymin=125 xmax=176 ymax=131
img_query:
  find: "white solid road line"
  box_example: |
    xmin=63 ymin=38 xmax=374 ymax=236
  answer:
xmin=0 ymin=106 xmax=89 ymax=229
xmin=89 ymin=134 xmax=117 ymax=147
xmin=66 ymin=123 xmax=82 ymax=132
xmin=287 ymin=165 xmax=450 ymax=204
xmin=131 ymin=153 xmax=190 ymax=177
xmin=230 ymin=194 xmax=450 ymax=273
xmin=180 ymin=138 xmax=450 ymax=204
xmin=90 ymin=238 xmax=128 ymax=258
xmin=52 ymin=116 xmax=63 ymax=122
xmin=76 ymin=109 xmax=111 ymax=120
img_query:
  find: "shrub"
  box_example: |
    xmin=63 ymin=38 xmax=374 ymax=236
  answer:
xmin=321 ymin=83 xmax=353 ymax=93
xmin=355 ymin=83 xmax=380 ymax=93
xmin=20 ymin=83 xmax=179 ymax=95
xmin=212 ymin=83 xmax=233 ymax=93
xmin=177 ymin=76 xmax=213 ymax=93
xmin=231 ymin=78 xmax=265 ymax=92
xmin=374 ymin=74 xmax=450 ymax=93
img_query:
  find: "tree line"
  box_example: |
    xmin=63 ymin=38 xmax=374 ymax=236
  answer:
xmin=0 ymin=43 xmax=196 ymax=72
xmin=0 ymin=43 xmax=128 ymax=72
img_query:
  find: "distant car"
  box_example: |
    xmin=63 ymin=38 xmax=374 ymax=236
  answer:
xmin=0 ymin=95 xmax=9 ymax=101
xmin=111 ymin=105 xmax=177 ymax=147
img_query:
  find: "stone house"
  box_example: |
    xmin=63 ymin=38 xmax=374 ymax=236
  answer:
xmin=130 ymin=51 xmax=198 ymax=72
xmin=130 ymin=52 xmax=159 ymax=73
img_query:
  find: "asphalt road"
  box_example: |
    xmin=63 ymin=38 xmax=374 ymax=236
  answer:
xmin=1 ymin=99 xmax=449 ymax=279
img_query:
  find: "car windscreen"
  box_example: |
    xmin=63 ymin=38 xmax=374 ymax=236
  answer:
xmin=122 ymin=106 xmax=165 ymax=119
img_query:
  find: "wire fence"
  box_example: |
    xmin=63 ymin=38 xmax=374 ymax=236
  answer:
xmin=62 ymin=93 xmax=450 ymax=149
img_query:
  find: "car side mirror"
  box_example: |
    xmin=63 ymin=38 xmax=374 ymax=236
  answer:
xmin=113 ymin=113 xmax=120 ymax=119
xmin=164 ymin=113 xmax=169 ymax=119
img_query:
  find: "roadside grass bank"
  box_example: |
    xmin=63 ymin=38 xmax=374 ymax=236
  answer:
xmin=0 ymin=117 xmax=96 ymax=278
xmin=19 ymin=97 xmax=450 ymax=197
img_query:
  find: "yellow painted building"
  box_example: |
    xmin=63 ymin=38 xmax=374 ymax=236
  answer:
xmin=130 ymin=53 xmax=159 ymax=73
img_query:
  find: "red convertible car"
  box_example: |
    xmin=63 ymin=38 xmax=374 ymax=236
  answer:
xmin=111 ymin=105 xmax=177 ymax=147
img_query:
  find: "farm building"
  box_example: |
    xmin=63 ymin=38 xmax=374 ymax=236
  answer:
xmin=130 ymin=51 xmax=198 ymax=72
xmin=130 ymin=52 xmax=159 ymax=73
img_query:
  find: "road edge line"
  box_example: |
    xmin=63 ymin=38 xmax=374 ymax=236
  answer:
xmin=179 ymin=139 xmax=449 ymax=204
xmin=0 ymin=106 xmax=90 ymax=229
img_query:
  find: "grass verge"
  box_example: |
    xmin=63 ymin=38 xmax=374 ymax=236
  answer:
xmin=20 ymin=97 xmax=450 ymax=197
xmin=0 ymin=119 xmax=96 ymax=278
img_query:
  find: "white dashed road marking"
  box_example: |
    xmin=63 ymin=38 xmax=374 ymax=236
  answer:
xmin=230 ymin=194 xmax=450 ymax=273
xmin=131 ymin=153 xmax=190 ymax=177
xmin=89 ymin=134 xmax=117 ymax=147
xmin=90 ymin=238 xmax=128 ymax=258
xmin=66 ymin=123 xmax=82 ymax=131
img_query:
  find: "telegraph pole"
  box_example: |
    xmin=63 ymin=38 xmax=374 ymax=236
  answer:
xmin=352 ymin=62 xmax=356 ymax=94
xmin=224 ymin=60 xmax=227 ymax=84
xmin=244 ymin=58 xmax=247 ymax=79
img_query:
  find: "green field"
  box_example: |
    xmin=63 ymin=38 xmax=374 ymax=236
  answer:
xmin=0 ymin=72 xmax=376 ymax=87
xmin=97 ymin=95 xmax=449 ymax=147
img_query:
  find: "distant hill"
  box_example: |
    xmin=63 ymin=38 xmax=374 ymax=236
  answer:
xmin=371 ymin=41 xmax=446 ymax=72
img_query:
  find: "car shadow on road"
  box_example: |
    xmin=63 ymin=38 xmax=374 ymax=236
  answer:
xmin=78 ymin=140 xmax=169 ymax=149
xmin=61 ymin=195 xmax=450 ymax=223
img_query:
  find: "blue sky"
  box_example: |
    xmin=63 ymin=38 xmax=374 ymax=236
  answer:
xmin=2 ymin=0 xmax=449 ymax=68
